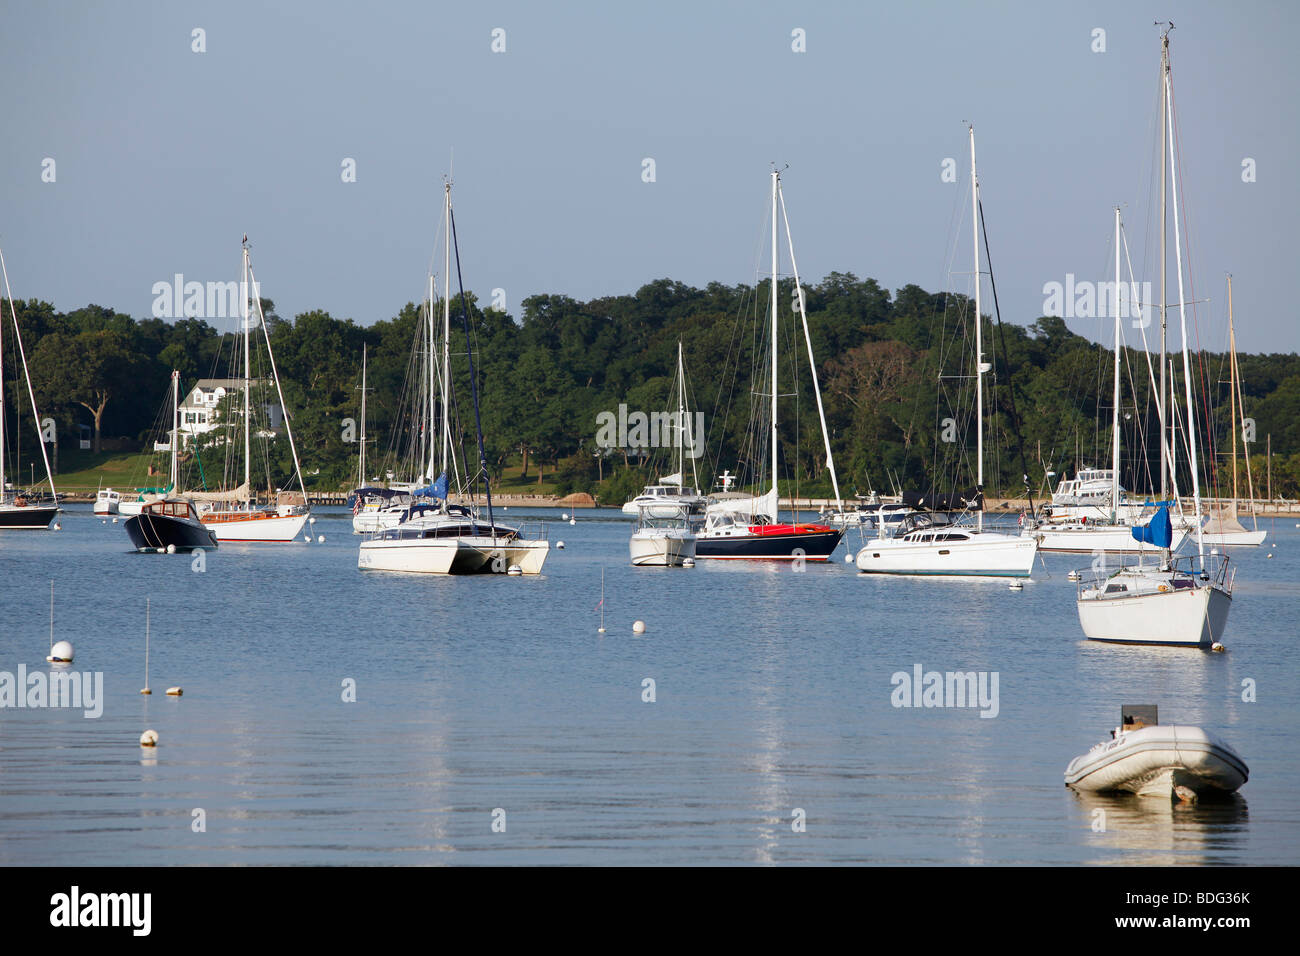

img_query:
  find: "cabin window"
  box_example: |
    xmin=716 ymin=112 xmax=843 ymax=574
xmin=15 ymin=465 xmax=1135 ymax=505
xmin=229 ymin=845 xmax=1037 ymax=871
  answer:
xmin=1105 ymin=584 xmax=1128 ymax=593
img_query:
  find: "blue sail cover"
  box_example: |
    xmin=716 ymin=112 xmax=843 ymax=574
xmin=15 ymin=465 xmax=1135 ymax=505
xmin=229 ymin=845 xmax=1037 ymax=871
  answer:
xmin=414 ymin=472 xmax=449 ymax=500
xmin=1131 ymin=505 xmax=1173 ymax=548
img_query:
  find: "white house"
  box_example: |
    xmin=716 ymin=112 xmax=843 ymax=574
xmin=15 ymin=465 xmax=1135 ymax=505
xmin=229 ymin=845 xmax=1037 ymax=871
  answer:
xmin=178 ymin=378 xmax=284 ymax=447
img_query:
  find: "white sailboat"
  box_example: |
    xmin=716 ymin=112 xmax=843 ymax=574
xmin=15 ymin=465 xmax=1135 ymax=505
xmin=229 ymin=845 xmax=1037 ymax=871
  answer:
xmin=620 ymin=345 xmax=707 ymax=517
xmin=695 ymin=167 xmax=844 ymax=562
xmin=856 ymin=127 xmax=1037 ymax=577
xmin=359 ymin=178 xmax=549 ymax=575
xmin=0 ymin=246 xmax=61 ymax=529
xmin=1037 ymin=208 xmax=1188 ymax=554
xmin=1202 ymin=276 xmax=1266 ymax=546
xmin=1076 ymin=27 xmax=1234 ymax=647
xmin=190 ymin=239 xmax=311 ymax=543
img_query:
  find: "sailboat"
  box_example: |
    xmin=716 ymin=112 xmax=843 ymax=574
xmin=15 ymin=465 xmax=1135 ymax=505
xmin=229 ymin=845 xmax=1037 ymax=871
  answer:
xmin=348 ymin=343 xmax=414 ymax=533
xmin=1036 ymin=208 xmax=1188 ymax=554
xmin=0 ymin=246 xmax=60 ymax=529
xmin=620 ymin=346 xmax=706 ymax=518
xmin=695 ymin=168 xmax=843 ymax=562
xmin=629 ymin=342 xmax=700 ymax=566
xmin=1076 ymin=26 xmax=1234 ymax=647
xmin=856 ymin=127 xmax=1037 ymax=577
xmin=1202 ymin=276 xmax=1266 ymax=546
xmin=358 ymin=178 xmax=549 ymax=575
xmin=124 ymin=371 xmax=218 ymax=552
xmin=187 ymin=239 xmax=311 ymax=543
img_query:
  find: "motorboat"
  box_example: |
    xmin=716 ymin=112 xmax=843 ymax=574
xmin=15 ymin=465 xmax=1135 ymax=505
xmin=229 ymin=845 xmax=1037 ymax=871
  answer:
xmin=1065 ymin=705 xmax=1247 ymax=800
xmin=629 ymin=501 xmax=697 ymax=567
xmin=856 ymin=510 xmax=1038 ymax=577
xmin=93 ymin=488 xmax=121 ymax=516
xmin=125 ymin=497 xmax=218 ymax=553
xmin=359 ymin=501 xmax=548 ymax=574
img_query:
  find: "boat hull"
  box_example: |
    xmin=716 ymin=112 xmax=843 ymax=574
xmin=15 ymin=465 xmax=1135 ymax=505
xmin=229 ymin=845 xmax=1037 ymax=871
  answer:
xmin=1037 ymin=525 xmax=1188 ymax=554
xmin=1201 ymin=530 xmax=1267 ymax=547
xmin=0 ymin=504 xmax=59 ymax=529
xmin=358 ymin=535 xmax=550 ymax=574
xmin=1077 ymin=579 xmax=1231 ymax=647
xmin=695 ymin=526 xmax=842 ymax=560
xmin=201 ymin=511 xmax=310 ymax=543
xmin=856 ymin=532 xmax=1037 ymax=576
xmin=630 ymin=530 xmax=696 ymax=567
xmin=124 ymin=513 xmax=218 ymax=552
xmin=1065 ymin=726 xmax=1248 ymax=798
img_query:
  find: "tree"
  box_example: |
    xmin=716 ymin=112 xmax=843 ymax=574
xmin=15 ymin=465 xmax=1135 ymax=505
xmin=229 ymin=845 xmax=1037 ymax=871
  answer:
xmin=29 ymin=330 xmax=143 ymax=453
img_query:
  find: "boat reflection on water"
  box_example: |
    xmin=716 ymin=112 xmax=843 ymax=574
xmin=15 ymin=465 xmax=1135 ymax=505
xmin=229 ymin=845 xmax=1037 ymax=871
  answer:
xmin=1068 ymin=789 xmax=1249 ymax=866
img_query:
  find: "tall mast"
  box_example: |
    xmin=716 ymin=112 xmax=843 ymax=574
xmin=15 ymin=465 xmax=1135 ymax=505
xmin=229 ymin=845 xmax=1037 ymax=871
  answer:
xmin=1158 ymin=27 xmax=1170 ymax=501
xmin=769 ymin=168 xmax=779 ymax=512
xmin=1165 ymin=61 xmax=1205 ymax=567
xmin=442 ymin=180 xmax=452 ymax=478
xmin=0 ymin=246 xmax=59 ymax=503
xmin=242 ymin=241 xmax=252 ymax=503
xmin=1228 ymin=275 xmax=1238 ymax=506
xmin=170 ymin=370 xmax=179 ymax=490
xmin=676 ymin=341 xmax=686 ymax=483
xmin=970 ymin=126 xmax=984 ymax=533
xmin=359 ymin=344 xmax=367 ymax=486
xmin=1111 ymin=207 xmax=1122 ymax=522
xmin=426 ymin=273 xmax=436 ymax=482
xmin=778 ymin=178 xmax=843 ymax=514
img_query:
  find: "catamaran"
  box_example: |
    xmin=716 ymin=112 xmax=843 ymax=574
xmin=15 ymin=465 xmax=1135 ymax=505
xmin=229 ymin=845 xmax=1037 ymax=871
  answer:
xmin=856 ymin=127 xmax=1037 ymax=577
xmin=359 ymin=178 xmax=548 ymax=575
xmin=695 ymin=168 xmax=843 ymax=562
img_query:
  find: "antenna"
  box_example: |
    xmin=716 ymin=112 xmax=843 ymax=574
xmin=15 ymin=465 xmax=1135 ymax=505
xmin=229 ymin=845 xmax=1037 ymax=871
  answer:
xmin=141 ymin=598 xmax=152 ymax=695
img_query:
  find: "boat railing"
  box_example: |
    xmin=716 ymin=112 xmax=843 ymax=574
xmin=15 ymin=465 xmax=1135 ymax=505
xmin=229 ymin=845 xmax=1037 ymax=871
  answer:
xmin=1073 ymin=551 xmax=1232 ymax=600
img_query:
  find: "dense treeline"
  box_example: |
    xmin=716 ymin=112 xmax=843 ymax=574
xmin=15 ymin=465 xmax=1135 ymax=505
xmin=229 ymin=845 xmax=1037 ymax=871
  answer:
xmin=5 ymin=272 xmax=1300 ymax=500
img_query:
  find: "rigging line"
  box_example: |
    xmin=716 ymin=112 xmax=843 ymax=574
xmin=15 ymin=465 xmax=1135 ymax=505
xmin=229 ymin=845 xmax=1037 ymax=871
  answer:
xmin=447 ymin=205 xmax=494 ymax=531
xmin=977 ymin=197 xmax=1035 ymax=516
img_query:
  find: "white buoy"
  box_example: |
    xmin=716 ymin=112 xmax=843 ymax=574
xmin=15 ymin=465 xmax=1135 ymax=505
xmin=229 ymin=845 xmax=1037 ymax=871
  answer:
xmin=317 ymin=535 xmax=325 ymax=543
xmin=556 ymin=541 xmax=565 ymax=549
xmin=166 ymin=544 xmax=176 ymax=554
xmin=560 ymin=513 xmax=568 ymax=520
xmin=53 ymin=522 xmax=61 ymax=531
xmin=682 ymin=557 xmax=695 ymax=567
xmin=1211 ymin=642 xmax=1226 ymax=653
xmin=309 ymin=516 xmax=317 ymax=524
xmin=507 ymin=565 xmax=522 ymax=576
xmin=1267 ymin=553 xmax=1273 ymax=559
xmin=303 ymin=535 xmax=311 ymax=543
xmin=1009 ymin=580 xmax=1023 ymax=591
xmin=633 ymin=620 xmax=646 ymax=634
xmin=165 ymin=687 xmax=183 ymax=696
xmin=139 ymin=729 xmax=158 ymax=747
xmin=47 ymin=640 xmax=74 ymax=663
xmin=112 ymin=517 xmax=118 ymax=523
xmin=141 ymin=687 xmax=151 ymax=695
xmin=844 ymin=553 xmax=853 ymax=563
xmin=101 ymin=519 xmax=107 ymax=525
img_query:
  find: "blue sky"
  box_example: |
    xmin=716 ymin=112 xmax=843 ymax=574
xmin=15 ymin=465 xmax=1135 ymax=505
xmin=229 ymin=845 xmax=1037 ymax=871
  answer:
xmin=1 ymin=0 xmax=1294 ymax=352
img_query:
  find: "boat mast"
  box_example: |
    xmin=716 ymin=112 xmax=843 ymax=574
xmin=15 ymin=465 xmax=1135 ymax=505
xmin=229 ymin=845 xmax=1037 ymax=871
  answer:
xmin=1228 ymin=282 xmax=1259 ymax=526
xmin=778 ymin=178 xmax=844 ymax=515
xmin=1165 ymin=56 xmax=1205 ymax=567
xmin=1228 ymin=276 xmax=1238 ymax=509
xmin=171 ymin=370 xmax=179 ymax=490
xmin=1112 ymin=207 xmax=1122 ymax=523
xmin=970 ymin=126 xmax=984 ymax=533
xmin=676 ymin=341 xmax=686 ymax=486
xmin=1158 ymin=26 xmax=1170 ymax=502
xmin=442 ymin=179 xmax=452 ymax=480
xmin=358 ymin=344 xmax=367 ymax=486
xmin=242 ymin=241 xmax=252 ymax=505
xmin=426 ymin=273 xmax=436 ymax=483
xmin=0 ymin=246 xmax=59 ymax=503
xmin=769 ymin=168 xmax=779 ymax=516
